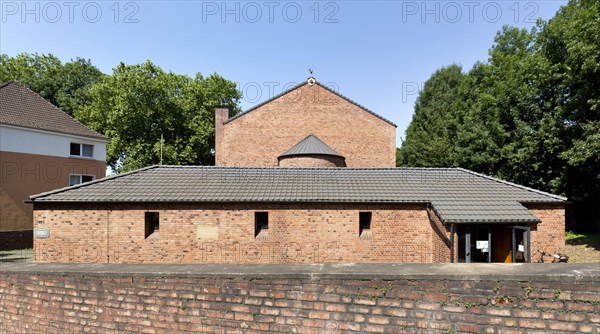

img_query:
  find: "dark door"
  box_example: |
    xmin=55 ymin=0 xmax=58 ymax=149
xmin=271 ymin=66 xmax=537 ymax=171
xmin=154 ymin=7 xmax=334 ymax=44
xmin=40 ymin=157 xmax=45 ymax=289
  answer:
xmin=457 ymin=225 xmax=492 ymax=263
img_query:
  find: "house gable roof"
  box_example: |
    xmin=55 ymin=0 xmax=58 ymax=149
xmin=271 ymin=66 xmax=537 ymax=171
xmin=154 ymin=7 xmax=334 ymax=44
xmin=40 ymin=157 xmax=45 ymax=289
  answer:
xmin=279 ymin=134 xmax=344 ymax=158
xmin=30 ymin=166 xmax=566 ymax=224
xmin=224 ymin=80 xmax=397 ymax=127
xmin=0 ymin=80 xmax=107 ymax=141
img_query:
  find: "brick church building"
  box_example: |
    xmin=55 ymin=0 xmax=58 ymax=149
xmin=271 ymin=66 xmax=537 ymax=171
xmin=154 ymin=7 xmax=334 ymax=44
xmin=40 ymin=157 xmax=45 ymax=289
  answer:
xmin=29 ymin=78 xmax=566 ymax=264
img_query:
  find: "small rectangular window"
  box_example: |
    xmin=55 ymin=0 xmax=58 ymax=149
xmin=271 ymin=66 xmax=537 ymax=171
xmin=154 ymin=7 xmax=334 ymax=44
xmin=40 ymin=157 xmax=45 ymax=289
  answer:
xmin=145 ymin=212 xmax=160 ymax=238
xmin=82 ymin=144 xmax=94 ymax=157
xmin=70 ymin=143 xmax=81 ymax=156
xmin=69 ymin=175 xmax=81 ymax=186
xmin=255 ymin=212 xmax=268 ymax=238
xmin=69 ymin=174 xmax=95 ymax=186
xmin=359 ymin=212 xmax=372 ymax=237
xmin=81 ymin=175 xmax=94 ymax=183
xmin=70 ymin=143 xmax=94 ymax=157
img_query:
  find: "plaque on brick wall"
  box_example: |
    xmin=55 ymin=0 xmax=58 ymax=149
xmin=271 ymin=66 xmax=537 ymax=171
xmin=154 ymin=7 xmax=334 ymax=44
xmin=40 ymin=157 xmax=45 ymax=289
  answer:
xmin=197 ymin=226 xmax=218 ymax=239
xmin=34 ymin=228 xmax=50 ymax=238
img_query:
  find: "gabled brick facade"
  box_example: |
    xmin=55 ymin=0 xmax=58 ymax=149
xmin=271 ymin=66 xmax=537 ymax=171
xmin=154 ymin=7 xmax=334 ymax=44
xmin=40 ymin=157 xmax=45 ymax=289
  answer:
xmin=215 ymin=82 xmax=397 ymax=167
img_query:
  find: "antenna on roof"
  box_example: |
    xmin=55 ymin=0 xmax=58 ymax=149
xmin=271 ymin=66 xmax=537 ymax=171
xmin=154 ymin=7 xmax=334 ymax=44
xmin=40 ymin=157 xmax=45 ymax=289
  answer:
xmin=309 ymin=68 xmax=313 ymax=75
xmin=160 ymin=133 xmax=164 ymax=165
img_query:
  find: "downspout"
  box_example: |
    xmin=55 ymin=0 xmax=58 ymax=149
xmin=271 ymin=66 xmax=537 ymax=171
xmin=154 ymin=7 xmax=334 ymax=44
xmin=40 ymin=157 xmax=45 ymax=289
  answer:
xmin=107 ymin=207 xmax=110 ymax=263
xmin=450 ymin=224 xmax=455 ymax=263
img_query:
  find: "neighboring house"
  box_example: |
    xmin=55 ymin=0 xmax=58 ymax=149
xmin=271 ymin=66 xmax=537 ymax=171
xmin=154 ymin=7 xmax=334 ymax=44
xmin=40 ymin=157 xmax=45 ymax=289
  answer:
xmin=0 ymin=80 xmax=108 ymax=250
xmin=28 ymin=78 xmax=566 ymax=264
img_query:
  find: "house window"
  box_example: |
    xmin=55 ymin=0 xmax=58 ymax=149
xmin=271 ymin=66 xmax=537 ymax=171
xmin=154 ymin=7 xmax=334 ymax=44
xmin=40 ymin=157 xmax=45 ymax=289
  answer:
xmin=255 ymin=212 xmax=268 ymax=238
xmin=69 ymin=174 xmax=95 ymax=186
xmin=359 ymin=212 xmax=372 ymax=237
xmin=145 ymin=212 xmax=160 ymax=238
xmin=70 ymin=143 xmax=94 ymax=158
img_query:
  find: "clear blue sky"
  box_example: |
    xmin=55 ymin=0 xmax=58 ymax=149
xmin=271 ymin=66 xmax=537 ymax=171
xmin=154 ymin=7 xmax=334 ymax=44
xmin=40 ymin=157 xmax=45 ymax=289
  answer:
xmin=1 ymin=0 xmax=567 ymax=144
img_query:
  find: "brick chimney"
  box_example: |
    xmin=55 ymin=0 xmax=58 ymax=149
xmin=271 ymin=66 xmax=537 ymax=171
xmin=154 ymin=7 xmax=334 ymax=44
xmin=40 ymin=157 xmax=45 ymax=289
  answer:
xmin=214 ymin=107 xmax=229 ymax=166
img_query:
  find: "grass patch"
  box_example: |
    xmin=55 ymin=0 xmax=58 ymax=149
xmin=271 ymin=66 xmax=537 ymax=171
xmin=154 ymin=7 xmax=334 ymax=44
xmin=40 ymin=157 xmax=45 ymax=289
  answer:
xmin=566 ymin=231 xmax=600 ymax=244
xmin=0 ymin=248 xmax=33 ymax=253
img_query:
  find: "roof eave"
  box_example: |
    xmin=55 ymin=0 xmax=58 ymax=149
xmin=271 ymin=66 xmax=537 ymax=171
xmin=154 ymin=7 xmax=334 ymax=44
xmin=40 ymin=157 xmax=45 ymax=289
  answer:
xmin=0 ymin=122 xmax=109 ymax=142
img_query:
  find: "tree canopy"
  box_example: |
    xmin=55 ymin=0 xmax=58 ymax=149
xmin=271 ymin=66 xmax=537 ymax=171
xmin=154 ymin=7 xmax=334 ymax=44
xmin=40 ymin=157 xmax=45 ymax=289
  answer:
xmin=1 ymin=54 xmax=241 ymax=173
xmin=398 ymin=0 xmax=600 ymax=231
xmin=79 ymin=61 xmax=241 ymax=172
xmin=0 ymin=53 xmax=105 ymax=116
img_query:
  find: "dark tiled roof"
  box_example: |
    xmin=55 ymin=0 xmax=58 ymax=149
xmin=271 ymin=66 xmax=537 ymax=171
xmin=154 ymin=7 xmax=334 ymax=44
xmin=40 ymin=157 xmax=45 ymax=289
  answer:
xmin=279 ymin=134 xmax=344 ymax=158
xmin=224 ymin=80 xmax=397 ymax=127
xmin=0 ymin=80 xmax=107 ymax=140
xmin=30 ymin=166 xmax=566 ymax=224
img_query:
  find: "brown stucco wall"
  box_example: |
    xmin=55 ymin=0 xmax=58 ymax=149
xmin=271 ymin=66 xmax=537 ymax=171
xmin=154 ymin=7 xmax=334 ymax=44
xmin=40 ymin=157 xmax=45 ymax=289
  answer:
xmin=0 ymin=150 xmax=105 ymax=235
xmin=216 ymin=84 xmax=396 ymax=167
xmin=33 ymin=203 xmax=444 ymax=264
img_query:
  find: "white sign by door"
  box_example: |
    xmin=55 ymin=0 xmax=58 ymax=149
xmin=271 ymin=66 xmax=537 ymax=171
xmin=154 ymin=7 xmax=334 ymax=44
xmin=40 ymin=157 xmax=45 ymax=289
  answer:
xmin=476 ymin=240 xmax=489 ymax=252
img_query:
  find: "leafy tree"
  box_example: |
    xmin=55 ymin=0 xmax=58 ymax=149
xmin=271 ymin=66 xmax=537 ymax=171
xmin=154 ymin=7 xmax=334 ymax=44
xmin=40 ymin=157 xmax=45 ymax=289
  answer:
xmin=0 ymin=53 xmax=63 ymax=104
xmin=398 ymin=64 xmax=471 ymax=167
xmin=80 ymin=61 xmax=241 ymax=172
xmin=538 ymin=0 xmax=600 ymax=230
xmin=399 ymin=0 xmax=600 ymax=231
xmin=54 ymin=58 xmax=105 ymax=116
xmin=0 ymin=53 xmax=104 ymax=116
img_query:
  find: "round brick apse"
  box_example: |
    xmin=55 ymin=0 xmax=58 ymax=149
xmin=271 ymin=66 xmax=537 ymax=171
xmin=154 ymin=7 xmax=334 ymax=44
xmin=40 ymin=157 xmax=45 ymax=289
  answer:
xmin=278 ymin=155 xmax=347 ymax=168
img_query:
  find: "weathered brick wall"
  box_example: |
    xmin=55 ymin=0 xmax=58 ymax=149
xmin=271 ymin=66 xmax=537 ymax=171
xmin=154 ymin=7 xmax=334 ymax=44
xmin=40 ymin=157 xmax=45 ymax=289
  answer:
xmin=0 ymin=265 xmax=598 ymax=333
xmin=216 ymin=84 xmax=397 ymax=167
xmin=33 ymin=203 xmax=440 ymax=264
xmin=526 ymin=203 xmax=566 ymax=261
xmin=32 ymin=203 xmax=565 ymax=265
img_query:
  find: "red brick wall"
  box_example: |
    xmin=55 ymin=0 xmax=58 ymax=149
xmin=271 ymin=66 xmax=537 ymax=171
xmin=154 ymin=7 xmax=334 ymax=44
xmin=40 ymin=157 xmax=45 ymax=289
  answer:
xmin=33 ymin=203 xmax=441 ymax=264
xmin=32 ymin=203 xmax=565 ymax=265
xmin=427 ymin=207 xmax=452 ymax=263
xmin=526 ymin=203 xmax=566 ymax=261
xmin=216 ymin=84 xmax=396 ymax=167
xmin=0 ymin=269 xmax=598 ymax=333
xmin=278 ymin=155 xmax=346 ymax=168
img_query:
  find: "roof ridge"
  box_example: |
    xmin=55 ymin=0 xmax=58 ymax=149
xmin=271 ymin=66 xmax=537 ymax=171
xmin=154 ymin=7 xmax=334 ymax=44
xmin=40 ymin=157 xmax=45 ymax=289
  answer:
xmin=29 ymin=165 xmax=159 ymax=201
xmin=223 ymin=79 xmax=397 ymax=127
xmin=155 ymin=165 xmax=460 ymax=171
xmin=456 ymin=168 xmax=567 ymax=201
xmin=0 ymin=80 xmax=107 ymax=140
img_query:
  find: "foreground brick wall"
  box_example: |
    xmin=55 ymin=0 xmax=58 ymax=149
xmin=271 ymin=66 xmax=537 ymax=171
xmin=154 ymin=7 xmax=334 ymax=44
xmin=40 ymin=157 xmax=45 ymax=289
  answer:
xmin=0 ymin=265 xmax=598 ymax=333
xmin=216 ymin=84 xmax=397 ymax=167
xmin=33 ymin=203 xmax=442 ymax=264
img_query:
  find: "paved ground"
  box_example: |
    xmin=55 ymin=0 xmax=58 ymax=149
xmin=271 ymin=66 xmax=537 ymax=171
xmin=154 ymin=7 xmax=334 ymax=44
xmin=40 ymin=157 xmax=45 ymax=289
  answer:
xmin=1 ymin=249 xmax=596 ymax=282
xmin=0 ymin=260 xmax=598 ymax=282
xmin=0 ymin=249 xmax=32 ymax=263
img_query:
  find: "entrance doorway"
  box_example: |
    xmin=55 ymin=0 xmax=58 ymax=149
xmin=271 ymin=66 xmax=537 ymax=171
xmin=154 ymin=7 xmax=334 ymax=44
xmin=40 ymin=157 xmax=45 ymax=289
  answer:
xmin=454 ymin=224 xmax=531 ymax=263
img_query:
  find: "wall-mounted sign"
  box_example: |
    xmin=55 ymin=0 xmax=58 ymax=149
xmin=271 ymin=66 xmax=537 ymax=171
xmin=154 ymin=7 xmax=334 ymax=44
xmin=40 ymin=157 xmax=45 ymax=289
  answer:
xmin=34 ymin=228 xmax=50 ymax=238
